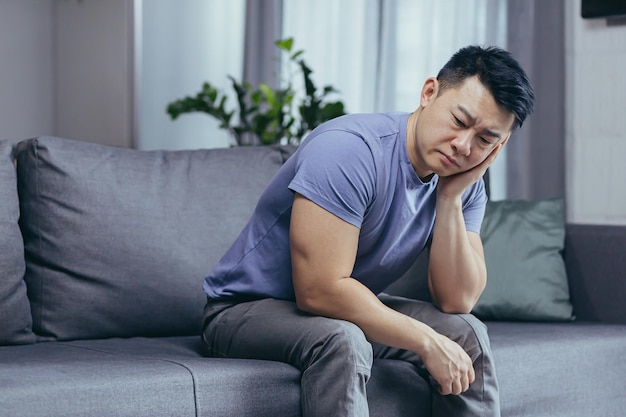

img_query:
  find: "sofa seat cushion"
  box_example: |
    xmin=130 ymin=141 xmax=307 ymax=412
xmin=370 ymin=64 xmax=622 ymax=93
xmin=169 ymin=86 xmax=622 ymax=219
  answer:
xmin=488 ymin=321 xmax=626 ymax=417
xmin=0 ymin=340 xmax=197 ymax=417
xmin=66 ymin=337 xmax=303 ymax=417
xmin=0 ymin=140 xmax=35 ymax=345
xmin=0 ymin=336 xmax=302 ymax=417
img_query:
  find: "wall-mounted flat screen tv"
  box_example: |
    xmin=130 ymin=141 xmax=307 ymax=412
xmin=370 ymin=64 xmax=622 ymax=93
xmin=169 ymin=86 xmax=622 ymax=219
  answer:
xmin=581 ymin=0 xmax=626 ymax=18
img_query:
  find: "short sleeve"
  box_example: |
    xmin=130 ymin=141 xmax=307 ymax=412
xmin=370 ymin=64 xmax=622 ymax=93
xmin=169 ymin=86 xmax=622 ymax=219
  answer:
xmin=288 ymin=131 xmax=377 ymax=228
xmin=461 ymin=178 xmax=488 ymax=233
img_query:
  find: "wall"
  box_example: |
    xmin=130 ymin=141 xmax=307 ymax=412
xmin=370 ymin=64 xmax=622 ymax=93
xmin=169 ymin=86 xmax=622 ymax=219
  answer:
xmin=0 ymin=0 xmax=132 ymax=147
xmin=0 ymin=0 xmax=55 ymax=142
xmin=566 ymin=0 xmax=626 ymax=225
xmin=55 ymin=0 xmax=133 ymax=148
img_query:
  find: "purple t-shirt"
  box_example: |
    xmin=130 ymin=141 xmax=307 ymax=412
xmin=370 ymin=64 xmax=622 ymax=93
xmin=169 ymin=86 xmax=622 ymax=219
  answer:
xmin=203 ymin=112 xmax=487 ymax=301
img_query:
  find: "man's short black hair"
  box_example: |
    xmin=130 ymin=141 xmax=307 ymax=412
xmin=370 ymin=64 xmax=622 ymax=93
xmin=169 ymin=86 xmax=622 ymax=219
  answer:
xmin=437 ymin=45 xmax=535 ymax=129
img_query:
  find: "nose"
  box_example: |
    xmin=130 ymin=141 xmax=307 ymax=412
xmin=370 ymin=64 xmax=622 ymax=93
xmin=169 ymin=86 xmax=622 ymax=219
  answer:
xmin=451 ymin=131 xmax=472 ymax=156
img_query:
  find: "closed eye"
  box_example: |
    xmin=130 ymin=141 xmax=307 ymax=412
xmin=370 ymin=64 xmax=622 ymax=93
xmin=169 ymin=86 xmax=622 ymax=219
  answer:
xmin=453 ymin=116 xmax=466 ymax=128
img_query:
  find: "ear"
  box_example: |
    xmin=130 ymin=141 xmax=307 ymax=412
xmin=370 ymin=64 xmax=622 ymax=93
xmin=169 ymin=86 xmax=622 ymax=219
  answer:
xmin=420 ymin=77 xmax=439 ymax=108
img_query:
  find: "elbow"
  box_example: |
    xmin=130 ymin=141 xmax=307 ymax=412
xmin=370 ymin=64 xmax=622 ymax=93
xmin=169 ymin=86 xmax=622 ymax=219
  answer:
xmin=295 ymin=294 xmax=317 ymax=315
xmin=294 ymin=284 xmax=347 ymax=318
xmin=294 ymin=289 xmax=331 ymax=316
xmin=429 ymin=275 xmax=484 ymax=315
xmin=436 ymin=297 xmax=477 ymax=315
xmin=438 ymin=303 xmax=473 ymax=315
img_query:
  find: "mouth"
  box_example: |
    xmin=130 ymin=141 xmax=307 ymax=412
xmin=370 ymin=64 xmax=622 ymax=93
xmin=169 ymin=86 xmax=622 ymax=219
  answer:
xmin=440 ymin=152 xmax=460 ymax=168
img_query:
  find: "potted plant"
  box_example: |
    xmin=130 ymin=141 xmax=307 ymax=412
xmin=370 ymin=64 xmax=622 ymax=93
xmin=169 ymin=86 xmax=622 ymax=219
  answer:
xmin=166 ymin=38 xmax=346 ymax=146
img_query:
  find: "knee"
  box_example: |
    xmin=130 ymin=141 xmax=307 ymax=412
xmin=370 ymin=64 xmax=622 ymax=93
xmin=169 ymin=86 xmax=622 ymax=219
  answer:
xmin=309 ymin=319 xmax=373 ymax=372
xmin=451 ymin=314 xmax=492 ymax=360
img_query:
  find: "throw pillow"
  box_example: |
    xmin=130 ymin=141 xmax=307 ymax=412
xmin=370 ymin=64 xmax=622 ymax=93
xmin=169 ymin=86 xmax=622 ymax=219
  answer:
xmin=472 ymin=197 xmax=574 ymax=321
xmin=0 ymin=140 xmax=36 ymax=345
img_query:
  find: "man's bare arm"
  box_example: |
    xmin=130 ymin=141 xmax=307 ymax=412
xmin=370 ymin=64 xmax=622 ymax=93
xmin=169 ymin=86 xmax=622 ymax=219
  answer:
xmin=428 ymin=199 xmax=487 ymax=314
xmin=290 ymin=193 xmax=475 ymax=395
xmin=428 ymin=143 xmax=504 ymax=314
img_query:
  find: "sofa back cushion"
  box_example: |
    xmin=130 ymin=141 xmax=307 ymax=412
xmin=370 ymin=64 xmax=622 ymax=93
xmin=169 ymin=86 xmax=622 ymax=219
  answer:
xmin=0 ymin=140 xmax=36 ymax=345
xmin=16 ymin=136 xmax=290 ymax=341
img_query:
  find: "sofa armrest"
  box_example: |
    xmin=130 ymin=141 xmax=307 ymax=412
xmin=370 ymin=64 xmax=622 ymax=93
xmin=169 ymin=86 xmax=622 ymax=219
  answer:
xmin=565 ymin=224 xmax=626 ymax=324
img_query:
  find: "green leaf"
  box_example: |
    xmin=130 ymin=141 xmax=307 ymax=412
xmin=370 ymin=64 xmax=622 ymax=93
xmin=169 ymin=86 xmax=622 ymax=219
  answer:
xmin=298 ymin=60 xmax=316 ymax=97
xmin=322 ymin=85 xmax=339 ymax=95
xmin=259 ymin=83 xmax=277 ymax=108
xmin=276 ymin=37 xmax=293 ymax=52
xmin=320 ymin=101 xmax=346 ymax=122
xmin=251 ymin=90 xmax=263 ymax=105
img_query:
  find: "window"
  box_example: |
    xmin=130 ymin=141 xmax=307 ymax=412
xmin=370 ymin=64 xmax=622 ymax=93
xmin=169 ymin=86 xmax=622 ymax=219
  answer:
xmin=135 ymin=0 xmax=246 ymax=150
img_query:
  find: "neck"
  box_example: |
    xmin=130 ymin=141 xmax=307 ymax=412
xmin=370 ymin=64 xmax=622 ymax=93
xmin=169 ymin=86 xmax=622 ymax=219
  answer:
xmin=405 ymin=110 xmax=432 ymax=180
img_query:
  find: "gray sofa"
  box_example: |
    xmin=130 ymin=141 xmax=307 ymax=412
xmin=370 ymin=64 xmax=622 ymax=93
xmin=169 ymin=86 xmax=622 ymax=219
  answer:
xmin=1 ymin=136 xmax=625 ymax=417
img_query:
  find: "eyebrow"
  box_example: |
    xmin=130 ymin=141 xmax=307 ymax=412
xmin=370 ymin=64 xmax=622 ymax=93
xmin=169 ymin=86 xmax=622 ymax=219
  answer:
xmin=457 ymin=105 xmax=502 ymax=139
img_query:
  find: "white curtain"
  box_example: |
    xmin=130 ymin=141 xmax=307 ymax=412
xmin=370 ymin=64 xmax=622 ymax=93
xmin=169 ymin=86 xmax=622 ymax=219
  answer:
xmin=282 ymin=0 xmax=508 ymax=198
xmin=281 ymin=0 xmax=381 ymax=114
xmin=378 ymin=0 xmax=507 ymax=111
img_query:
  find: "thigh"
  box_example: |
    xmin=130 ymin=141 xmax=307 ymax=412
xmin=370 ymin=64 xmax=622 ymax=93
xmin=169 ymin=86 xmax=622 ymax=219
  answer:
xmin=202 ymin=297 xmax=369 ymax=370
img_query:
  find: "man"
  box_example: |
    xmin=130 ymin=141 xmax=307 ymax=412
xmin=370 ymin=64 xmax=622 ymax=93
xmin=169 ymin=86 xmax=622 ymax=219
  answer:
xmin=202 ymin=45 xmax=534 ymax=416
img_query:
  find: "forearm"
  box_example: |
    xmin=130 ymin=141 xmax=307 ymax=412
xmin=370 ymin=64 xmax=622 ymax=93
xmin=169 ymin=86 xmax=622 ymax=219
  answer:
xmin=429 ymin=195 xmax=486 ymax=313
xmin=296 ymin=275 xmax=436 ymax=354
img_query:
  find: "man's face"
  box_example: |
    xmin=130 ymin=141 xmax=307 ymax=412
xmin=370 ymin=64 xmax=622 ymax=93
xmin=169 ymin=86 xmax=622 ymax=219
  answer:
xmin=409 ymin=75 xmax=515 ymax=179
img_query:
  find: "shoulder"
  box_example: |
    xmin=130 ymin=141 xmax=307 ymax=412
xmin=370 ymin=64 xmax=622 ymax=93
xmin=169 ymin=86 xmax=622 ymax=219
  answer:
xmin=298 ymin=112 xmax=408 ymax=161
xmin=309 ymin=112 xmax=407 ymax=139
xmin=460 ymin=178 xmax=488 ymax=233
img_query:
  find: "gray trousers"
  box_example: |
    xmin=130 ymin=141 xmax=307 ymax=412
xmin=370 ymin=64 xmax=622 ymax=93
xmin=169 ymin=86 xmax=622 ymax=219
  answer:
xmin=201 ymin=293 xmax=500 ymax=417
